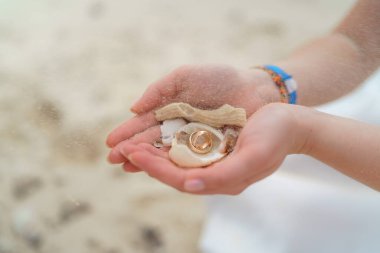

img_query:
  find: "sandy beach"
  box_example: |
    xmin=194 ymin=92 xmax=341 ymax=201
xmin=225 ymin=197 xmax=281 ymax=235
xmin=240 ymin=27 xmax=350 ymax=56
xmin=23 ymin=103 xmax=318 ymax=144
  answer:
xmin=0 ymin=0 xmax=355 ymax=252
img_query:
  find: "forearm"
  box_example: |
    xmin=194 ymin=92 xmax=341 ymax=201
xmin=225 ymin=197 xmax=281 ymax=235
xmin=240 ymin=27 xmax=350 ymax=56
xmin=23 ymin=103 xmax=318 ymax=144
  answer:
xmin=294 ymin=106 xmax=380 ymax=191
xmin=276 ymin=0 xmax=380 ymax=106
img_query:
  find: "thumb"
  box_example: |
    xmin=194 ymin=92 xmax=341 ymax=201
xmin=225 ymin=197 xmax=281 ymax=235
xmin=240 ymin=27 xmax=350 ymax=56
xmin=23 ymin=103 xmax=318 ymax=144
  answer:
xmin=130 ymin=85 xmax=162 ymax=114
xmin=130 ymin=74 xmax=178 ymax=114
xmin=184 ymin=149 xmax=254 ymax=193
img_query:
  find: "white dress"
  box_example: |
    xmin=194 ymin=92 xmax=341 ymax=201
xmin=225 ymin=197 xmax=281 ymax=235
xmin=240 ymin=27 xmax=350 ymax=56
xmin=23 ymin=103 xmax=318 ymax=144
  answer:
xmin=200 ymin=71 xmax=380 ymax=253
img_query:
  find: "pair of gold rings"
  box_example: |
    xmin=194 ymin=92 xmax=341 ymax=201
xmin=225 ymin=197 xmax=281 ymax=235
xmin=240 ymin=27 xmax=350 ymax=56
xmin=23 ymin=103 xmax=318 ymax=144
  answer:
xmin=188 ymin=130 xmax=213 ymax=154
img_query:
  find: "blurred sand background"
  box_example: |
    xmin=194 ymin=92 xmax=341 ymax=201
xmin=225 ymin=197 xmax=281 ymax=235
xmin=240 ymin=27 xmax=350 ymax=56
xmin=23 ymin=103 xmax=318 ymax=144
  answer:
xmin=0 ymin=0 xmax=355 ymax=252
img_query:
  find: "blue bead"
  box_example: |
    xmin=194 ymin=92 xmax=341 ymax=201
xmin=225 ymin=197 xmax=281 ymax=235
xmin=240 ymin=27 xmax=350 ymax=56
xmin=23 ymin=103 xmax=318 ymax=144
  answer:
xmin=289 ymin=92 xmax=297 ymax=104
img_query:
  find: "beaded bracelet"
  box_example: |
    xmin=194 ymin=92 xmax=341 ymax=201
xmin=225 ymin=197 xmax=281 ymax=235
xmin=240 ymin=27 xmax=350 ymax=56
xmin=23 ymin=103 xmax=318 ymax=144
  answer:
xmin=256 ymin=65 xmax=298 ymax=104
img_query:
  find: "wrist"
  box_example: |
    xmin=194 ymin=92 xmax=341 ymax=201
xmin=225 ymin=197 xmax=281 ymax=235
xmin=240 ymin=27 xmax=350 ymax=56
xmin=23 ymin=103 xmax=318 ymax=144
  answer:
xmin=257 ymin=69 xmax=283 ymax=103
xmin=235 ymin=68 xmax=281 ymax=117
xmin=255 ymin=103 xmax=312 ymax=155
xmin=249 ymin=68 xmax=282 ymax=105
xmin=290 ymin=105 xmax=320 ymax=155
xmin=251 ymin=64 xmax=299 ymax=107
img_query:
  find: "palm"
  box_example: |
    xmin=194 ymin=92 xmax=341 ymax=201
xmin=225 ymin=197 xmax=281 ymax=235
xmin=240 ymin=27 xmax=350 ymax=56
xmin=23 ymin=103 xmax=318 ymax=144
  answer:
xmin=117 ymin=104 xmax=296 ymax=194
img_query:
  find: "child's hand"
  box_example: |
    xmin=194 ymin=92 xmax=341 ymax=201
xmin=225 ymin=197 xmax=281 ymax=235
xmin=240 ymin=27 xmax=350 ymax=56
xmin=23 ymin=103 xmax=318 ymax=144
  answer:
xmin=106 ymin=64 xmax=279 ymax=165
xmin=115 ymin=103 xmax=305 ymax=195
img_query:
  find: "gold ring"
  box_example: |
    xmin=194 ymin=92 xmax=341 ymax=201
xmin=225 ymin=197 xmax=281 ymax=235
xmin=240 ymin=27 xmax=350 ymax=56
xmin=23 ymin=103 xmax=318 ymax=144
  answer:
xmin=188 ymin=130 xmax=213 ymax=154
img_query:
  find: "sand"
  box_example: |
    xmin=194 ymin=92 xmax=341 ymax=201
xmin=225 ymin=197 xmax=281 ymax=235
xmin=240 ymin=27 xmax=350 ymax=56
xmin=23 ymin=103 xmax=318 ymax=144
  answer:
xmin=0 ymin=0 xmax=355 ymax=252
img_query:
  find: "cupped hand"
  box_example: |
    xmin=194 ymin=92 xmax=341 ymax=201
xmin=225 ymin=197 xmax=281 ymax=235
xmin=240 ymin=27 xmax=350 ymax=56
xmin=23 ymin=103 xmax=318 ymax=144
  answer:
xmin=106 ymin=64 xmax=279 ymax=165
xmin=115 ymin=103 xmax=307 ymax=195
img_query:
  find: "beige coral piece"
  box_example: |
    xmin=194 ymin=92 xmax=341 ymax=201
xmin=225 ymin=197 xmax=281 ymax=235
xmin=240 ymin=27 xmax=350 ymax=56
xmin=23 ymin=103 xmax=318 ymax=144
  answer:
xmin=155 ymin=103 xmax=247 ymax=128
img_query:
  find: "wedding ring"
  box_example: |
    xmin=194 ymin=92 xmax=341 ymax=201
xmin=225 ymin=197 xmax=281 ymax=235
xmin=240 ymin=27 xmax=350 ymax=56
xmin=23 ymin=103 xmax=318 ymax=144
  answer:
xmin=188 ymin=130 xmax=213 ymax=154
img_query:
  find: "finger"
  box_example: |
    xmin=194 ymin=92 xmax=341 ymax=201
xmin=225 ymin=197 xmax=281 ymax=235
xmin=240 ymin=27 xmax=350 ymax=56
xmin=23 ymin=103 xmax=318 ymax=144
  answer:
xmin=128 ymin=148 xmax=261 ymax=195
xmin=108 ymin=142 xmax=144 ymax=164
xmin=108 ymin=126 xmax=161 ymax=164
xmin=123 ymin=161 xmax=142 ymax=173
xmin=121 ymin=142 xmax=169 ymax=172
xmin=106 ymin=112 xmax=158 ymax=148
xmin=127 ymin=148 xmax=254 ymax=195
xmin=130 ymin=72 xmax=178 ymax=114
xmin=193 ymin=168 xmax=275 ymax=195
xmin=128 ymin=150 xmax=186 ymax=191
xmin=130 ymin=86 xmax=163 ymax=114
xmin=107 ymin=148 xmax=127 ymax=164
xmin=137 ymin=143 xmax=169 ymax=159
xmin=183 ymin=148 xmax=262 ymax=193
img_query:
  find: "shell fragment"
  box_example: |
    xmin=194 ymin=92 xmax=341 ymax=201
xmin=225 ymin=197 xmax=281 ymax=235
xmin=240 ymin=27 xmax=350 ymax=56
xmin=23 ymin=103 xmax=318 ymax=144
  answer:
xmin=160 ymin=118 xmax=187 ymax=146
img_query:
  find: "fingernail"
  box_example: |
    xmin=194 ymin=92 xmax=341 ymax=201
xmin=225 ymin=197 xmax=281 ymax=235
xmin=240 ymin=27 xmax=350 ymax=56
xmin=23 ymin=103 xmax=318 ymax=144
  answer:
xmin=184 ymin=179 xmax=205 ymax=192
xmin=130 ymin=99 xmax=140 ymax=113
xmin=108 ymin=149 xmax=124 ymax=164
xmin=130 ymin=107 xmax=138 ymax=114
xmin=127 ymin=155 xmax=135 ymax=164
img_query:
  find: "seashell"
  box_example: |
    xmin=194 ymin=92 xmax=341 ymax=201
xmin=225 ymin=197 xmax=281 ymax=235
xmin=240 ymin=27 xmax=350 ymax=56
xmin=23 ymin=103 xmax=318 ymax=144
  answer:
xmin=155 ymin=103 xmax=247 ymax=128
xmin=159 ymin=118 xmax=187 ymax=146
xmin=153 ymin=139 xmax=164 ymax=148
xmin=169 ymin=122 xmax=237 ymax=168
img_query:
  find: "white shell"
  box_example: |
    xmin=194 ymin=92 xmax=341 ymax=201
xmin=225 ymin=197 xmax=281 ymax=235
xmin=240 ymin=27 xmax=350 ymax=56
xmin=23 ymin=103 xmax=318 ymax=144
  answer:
xmin=160 ymin=118 xmax=187 ymax=146
xmin=169 ymin=122 xmax=227 ymax=168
